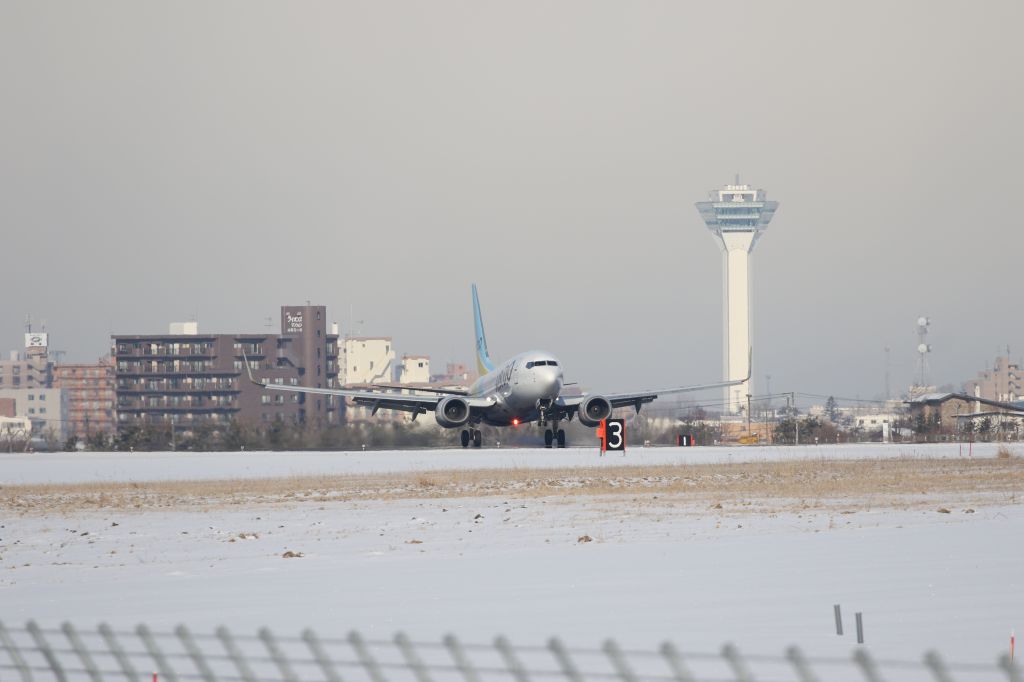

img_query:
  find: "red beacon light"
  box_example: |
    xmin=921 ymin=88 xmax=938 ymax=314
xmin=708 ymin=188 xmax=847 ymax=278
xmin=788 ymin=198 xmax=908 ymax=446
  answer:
xmin=512 ymin=418 xmax=520 ymax=426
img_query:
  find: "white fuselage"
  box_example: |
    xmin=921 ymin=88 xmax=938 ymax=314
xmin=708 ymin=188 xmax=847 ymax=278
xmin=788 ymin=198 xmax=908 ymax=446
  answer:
xmin=468 ymin=350 xmax=563 ymax=426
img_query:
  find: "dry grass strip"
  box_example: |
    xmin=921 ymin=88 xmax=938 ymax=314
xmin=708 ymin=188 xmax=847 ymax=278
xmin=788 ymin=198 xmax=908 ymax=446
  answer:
xmin=2 ymin=457 xmax=1021 ymax=515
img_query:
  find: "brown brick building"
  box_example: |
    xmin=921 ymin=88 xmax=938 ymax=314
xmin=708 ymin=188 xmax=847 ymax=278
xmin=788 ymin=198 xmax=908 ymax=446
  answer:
xmin=53 ymin=358 xmax=116 ymax=440
xmin=113 ymin=305 xmax=340 ymax=437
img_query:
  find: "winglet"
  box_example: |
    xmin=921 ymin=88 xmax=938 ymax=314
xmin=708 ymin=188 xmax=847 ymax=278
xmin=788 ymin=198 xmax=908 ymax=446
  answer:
xmin=240 ymin=349 xmax=265 ymax=386
xmin=743 ymin=347 xmax=753 ymax=382
xmin=472 ymin=284 xmax=496 ymax=376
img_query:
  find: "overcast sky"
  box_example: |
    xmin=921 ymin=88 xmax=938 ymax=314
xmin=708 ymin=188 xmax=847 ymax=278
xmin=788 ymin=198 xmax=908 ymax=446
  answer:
xmin=2 ymin=1 xmax=1022 ymax=402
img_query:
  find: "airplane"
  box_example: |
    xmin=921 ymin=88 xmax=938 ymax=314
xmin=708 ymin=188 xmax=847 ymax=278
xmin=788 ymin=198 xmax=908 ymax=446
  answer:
xmin=244 ymin=285 xmax=749 ymax=449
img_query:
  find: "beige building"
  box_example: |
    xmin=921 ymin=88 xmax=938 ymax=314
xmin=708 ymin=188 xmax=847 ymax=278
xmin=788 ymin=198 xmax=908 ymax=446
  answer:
xmin=0 ymin=333 xmax=53 ymax=390
xmin=0 ymin=387 xmax=68 ymax=438
xmin=965 ymin=354 xmax=1021 ymax=403
xmin=340 ymin=337 xmax=394 ymax=386
xmin=398 ymin=355 xmax=430 ymax=385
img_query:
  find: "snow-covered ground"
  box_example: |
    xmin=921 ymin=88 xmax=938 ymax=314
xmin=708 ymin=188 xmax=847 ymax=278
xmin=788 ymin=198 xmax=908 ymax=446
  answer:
xmin=1 ymin=446 xmax=1021 ymax=669
xmin=0 ymin=442 xmax=1010 ymax=485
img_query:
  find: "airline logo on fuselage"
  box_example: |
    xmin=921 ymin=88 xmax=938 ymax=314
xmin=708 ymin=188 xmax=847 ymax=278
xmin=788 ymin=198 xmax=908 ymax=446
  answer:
xmin=495 ymin=361 xmax=515 ymax=391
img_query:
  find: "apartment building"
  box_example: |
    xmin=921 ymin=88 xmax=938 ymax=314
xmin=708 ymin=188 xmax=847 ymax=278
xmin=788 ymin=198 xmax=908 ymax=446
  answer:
xmin=965 ymin=354 xmax=1021 ymax=403
xmin=53 ymin=357 xmax=116 ymax=439
xmin=0 ymin=333 xmax=53 ymax=389
xmin=113 ymin=305 xmax=340 ymax=436
xmin=0 ymin=387 xmax=67 ymax=437
xmin=340 ymin=337 xmax=395 ymax=386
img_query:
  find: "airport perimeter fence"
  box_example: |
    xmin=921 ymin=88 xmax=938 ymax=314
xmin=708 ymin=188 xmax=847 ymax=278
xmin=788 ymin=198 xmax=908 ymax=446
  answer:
xmin=0 ymin=622 xmax=1019 ymax=682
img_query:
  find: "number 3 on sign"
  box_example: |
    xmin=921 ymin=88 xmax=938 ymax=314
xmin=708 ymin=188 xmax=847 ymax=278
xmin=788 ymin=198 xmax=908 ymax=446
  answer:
xmin=601 ymin=418 xmax=626 ymax=454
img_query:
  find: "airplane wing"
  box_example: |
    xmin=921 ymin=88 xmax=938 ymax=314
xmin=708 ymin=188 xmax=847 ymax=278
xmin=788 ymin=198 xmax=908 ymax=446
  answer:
xmin=560 ymin=350 xmax=752 ymax=414
xmin=241 ymin=352 xmax=492 ymax=419
xmin=370 ymin=384 xmax=469 ymax=396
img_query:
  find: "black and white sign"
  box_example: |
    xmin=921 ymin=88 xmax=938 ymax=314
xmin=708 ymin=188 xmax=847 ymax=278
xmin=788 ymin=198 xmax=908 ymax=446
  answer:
xmin=25 ymin=333 xmax=48 ymax=348
xmin=604 ymin=418 xmax=626 ymax=452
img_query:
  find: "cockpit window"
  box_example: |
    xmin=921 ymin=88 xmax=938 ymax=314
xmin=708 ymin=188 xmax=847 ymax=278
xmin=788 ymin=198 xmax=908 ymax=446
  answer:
xmin=528 ymin=360 xmax=558 ymax=368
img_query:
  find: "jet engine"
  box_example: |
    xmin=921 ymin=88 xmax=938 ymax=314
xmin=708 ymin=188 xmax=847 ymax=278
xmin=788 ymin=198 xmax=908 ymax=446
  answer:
xmin=576 ymin=395 xmax=612 ymax=427
xmin=435 ymin=396 xmax=471 ymax=428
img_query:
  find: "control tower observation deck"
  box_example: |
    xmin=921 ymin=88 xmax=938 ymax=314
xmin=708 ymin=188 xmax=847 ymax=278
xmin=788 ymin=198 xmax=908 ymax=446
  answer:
xmin=696 ymin=182 xmax=778 ymax=414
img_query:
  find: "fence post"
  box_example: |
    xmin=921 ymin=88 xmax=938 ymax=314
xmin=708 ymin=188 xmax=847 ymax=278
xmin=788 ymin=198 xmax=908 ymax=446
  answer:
xmin=444 ymin=634 xmax=482 ymax=682
xmin=394 ymin=632 xmax=432 ymax=682
xmin=602 ymin=639 xmax=639 ymax=682
xmin=852 ymin=649 xmax=885 ymax=682
xmin=176 ymin=625 xmax=219 ymax=682
xmin=259 ymin=627 xmax=299 ymax=682
xmin=27 ymin=620 xmax=67 ymax=682
xmin=785 ymin=646 xmax=820 ymax=682
xmin=548 ymin=637 xmax=585 ymax=682
xmin=137 ymin=624 xmax=179 ymax=682
xmin=61 ymin=622 xmax=104 ymax=682
xmin=215 ymin=626 xmax=257 ymax=682
xmin=834 ymin=605 xmax=844 ymax=635
xmin=658 ymin=642 xmax=695 ymax=682
xmin=856 ymin=613 xmax=865 ymax=644
xmin=922 ymin=651 xmax=954 ymax=682
xmin=721 ymin=643 xmax=755 ymax=682
xmin=348 ymin=630 xmax=388 ymax=682
xmin=494 ymin=636 xmax=532 ymax=682
xmin=303 ymin=629 xmax=345 ymax=682
xmin=99 ymin=624 xmax=140 ymax=682
xmin=0 ymin=620 xmax=34 ymax=682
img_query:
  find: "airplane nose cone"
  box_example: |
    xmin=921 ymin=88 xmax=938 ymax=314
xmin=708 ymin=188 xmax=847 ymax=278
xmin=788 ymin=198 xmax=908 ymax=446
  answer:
xmin=539 ymin=368 xmax=562 ymax=398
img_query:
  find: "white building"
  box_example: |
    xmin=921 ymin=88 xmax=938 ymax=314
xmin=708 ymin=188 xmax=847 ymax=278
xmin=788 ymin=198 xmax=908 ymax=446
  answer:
xmin=854 ymin=412 xmax=899 ymax=442
xmin=0 ymin=415 xmax=31 ymax=440
xmin=696 ymin=181 xmax=779 ymax=413
xmin=340 ymin=337 xmax=395 ymax=386
xmin=168 ymin=321 xmax=199 ymax=335
xmin=398 ymin=355 xmax=430 ymax=385
xmin=0 ymin=388 xmax=68 ymax=438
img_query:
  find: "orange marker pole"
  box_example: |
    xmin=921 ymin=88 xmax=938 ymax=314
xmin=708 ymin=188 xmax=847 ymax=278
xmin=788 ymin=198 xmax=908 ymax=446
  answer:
xmin=597 ymin=420 xmax=607 ymax=455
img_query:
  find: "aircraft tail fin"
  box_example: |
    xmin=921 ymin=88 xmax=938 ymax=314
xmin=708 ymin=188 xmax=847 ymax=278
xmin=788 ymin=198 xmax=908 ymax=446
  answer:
xmin=472 ymin=284 xmax=496 ymax=376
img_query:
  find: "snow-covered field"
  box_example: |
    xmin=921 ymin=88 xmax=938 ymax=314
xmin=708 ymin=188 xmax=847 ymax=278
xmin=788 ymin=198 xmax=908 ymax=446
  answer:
xmin=1 ymin=445 xmax=1021 ymax=668
xmin=0 ymin=442 xmax=1009 ymax=485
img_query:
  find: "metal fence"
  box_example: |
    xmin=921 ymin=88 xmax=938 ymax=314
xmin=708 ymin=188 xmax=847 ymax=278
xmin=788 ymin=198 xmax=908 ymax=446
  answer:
xmin=0 ymin=622 xmax=1019 ymax=682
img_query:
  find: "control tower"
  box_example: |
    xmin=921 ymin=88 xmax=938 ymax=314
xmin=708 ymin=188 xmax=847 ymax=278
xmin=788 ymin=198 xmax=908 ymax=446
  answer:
xmin=696 ymin=181 xmax=778 ymax=413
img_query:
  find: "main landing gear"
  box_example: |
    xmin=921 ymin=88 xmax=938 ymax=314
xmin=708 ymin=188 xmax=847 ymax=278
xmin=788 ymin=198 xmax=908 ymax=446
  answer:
xmin=543 ymin=421 xmax=566 ymax=449
xmin=460 ymin=428 xmax=482 ymax=448
xmin=543 ymin=428 xmax=566 ymax=448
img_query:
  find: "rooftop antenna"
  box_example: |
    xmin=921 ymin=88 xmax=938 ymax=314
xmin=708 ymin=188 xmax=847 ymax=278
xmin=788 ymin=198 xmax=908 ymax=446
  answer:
xmin=884 ymin=345 xmax=891 ymax=400
xmin=916 ymin=317 xmax=932 ymax=388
